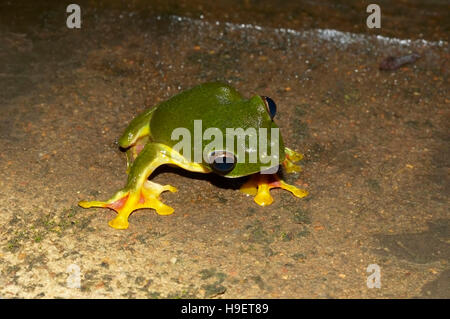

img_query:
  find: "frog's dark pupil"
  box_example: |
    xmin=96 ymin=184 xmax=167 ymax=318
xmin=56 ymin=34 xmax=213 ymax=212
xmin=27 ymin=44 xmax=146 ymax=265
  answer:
xmin=213 ymin=159 xmax=235 ymax=173
xmin=263 ymin=96 xmax=277 ymax=119
xmin=209 ymin=152 xmax=236 ymax=174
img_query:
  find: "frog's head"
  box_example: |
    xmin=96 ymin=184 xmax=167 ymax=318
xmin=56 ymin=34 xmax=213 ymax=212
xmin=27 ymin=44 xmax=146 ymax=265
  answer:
xmin=205 ymin=95 xmax=285 ymax=178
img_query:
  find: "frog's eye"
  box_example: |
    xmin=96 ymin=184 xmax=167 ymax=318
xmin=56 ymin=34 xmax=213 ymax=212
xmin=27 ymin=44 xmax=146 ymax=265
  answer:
xmin=261 ymin=96 xmax=276 ymax=120
xmin=207 ymin=151 xmax=236 ymax=175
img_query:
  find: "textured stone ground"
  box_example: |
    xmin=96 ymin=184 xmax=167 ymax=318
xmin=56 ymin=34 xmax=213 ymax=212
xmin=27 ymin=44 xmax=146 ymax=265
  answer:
xmin=0 ymin=1 xmax=448 ymax=298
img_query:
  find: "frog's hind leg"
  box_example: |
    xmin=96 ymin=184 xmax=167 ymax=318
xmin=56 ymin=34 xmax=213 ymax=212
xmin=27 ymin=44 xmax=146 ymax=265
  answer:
xmin=118 ymin=108 xmax=155 ymax=173
xmin=124 ymin=136 xmax=148 ymax=173
xmin=79 ymin=143 xmax=177 ymax=229
xmin=79 ymin=181 xmax=177 ymax=230
xmin=240 ymin=173 xmax=308 ymax=206
xmin=282 ymin=147 xmax=304 ymax=173
xmin=79 ymin=143 xmax=209 ymax=229
xmin=118 ymin=108 xmax=155 ymax=149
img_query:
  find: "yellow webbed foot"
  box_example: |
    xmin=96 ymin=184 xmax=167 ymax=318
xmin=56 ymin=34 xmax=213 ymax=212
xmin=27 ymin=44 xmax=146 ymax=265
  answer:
xmin=79 ymin=190 xmax=135 ymax=229
xmin=283 ymin=147 xmax=304 ymax=173
xmin=241 ymin=174 xmax=273 ymax=206
xmin=285 ymin=147 xmax=304 ymax=162
xmin=78 ymin=181 xmax=177 ymax=229
xmin=141 ymin=181 xmax=177 ymax=215
xmin=240 ymin=173 xmax=308 ymax=206
xmin=278 ymin=179 xmax=308 ymax=198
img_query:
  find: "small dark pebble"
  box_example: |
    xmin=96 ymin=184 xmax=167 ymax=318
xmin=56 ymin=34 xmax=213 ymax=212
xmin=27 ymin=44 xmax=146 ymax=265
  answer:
xmin=379 ymin=53 xmax=420 ymax=71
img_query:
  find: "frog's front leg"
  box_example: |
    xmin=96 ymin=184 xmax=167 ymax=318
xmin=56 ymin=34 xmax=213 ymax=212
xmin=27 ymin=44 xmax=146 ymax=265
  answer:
xmin=240 ymin=173 xmax=308 ymax=206
xmin=240 ymin=147 xmax=308 ymax=205
xmin=79 ymin=143 xmax=179 ymax=229
xmin=118 ymin=107 xmax=155 ymax=174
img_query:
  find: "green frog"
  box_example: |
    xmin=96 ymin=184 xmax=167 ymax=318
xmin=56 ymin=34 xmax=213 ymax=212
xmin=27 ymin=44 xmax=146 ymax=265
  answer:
xmin=79 ymin=82 xmax=307 ymax=229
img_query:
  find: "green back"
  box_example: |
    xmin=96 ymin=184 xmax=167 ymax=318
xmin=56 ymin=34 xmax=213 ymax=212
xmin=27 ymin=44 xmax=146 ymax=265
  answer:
xmin=150 ymin=82 xmax=284 ymax=177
